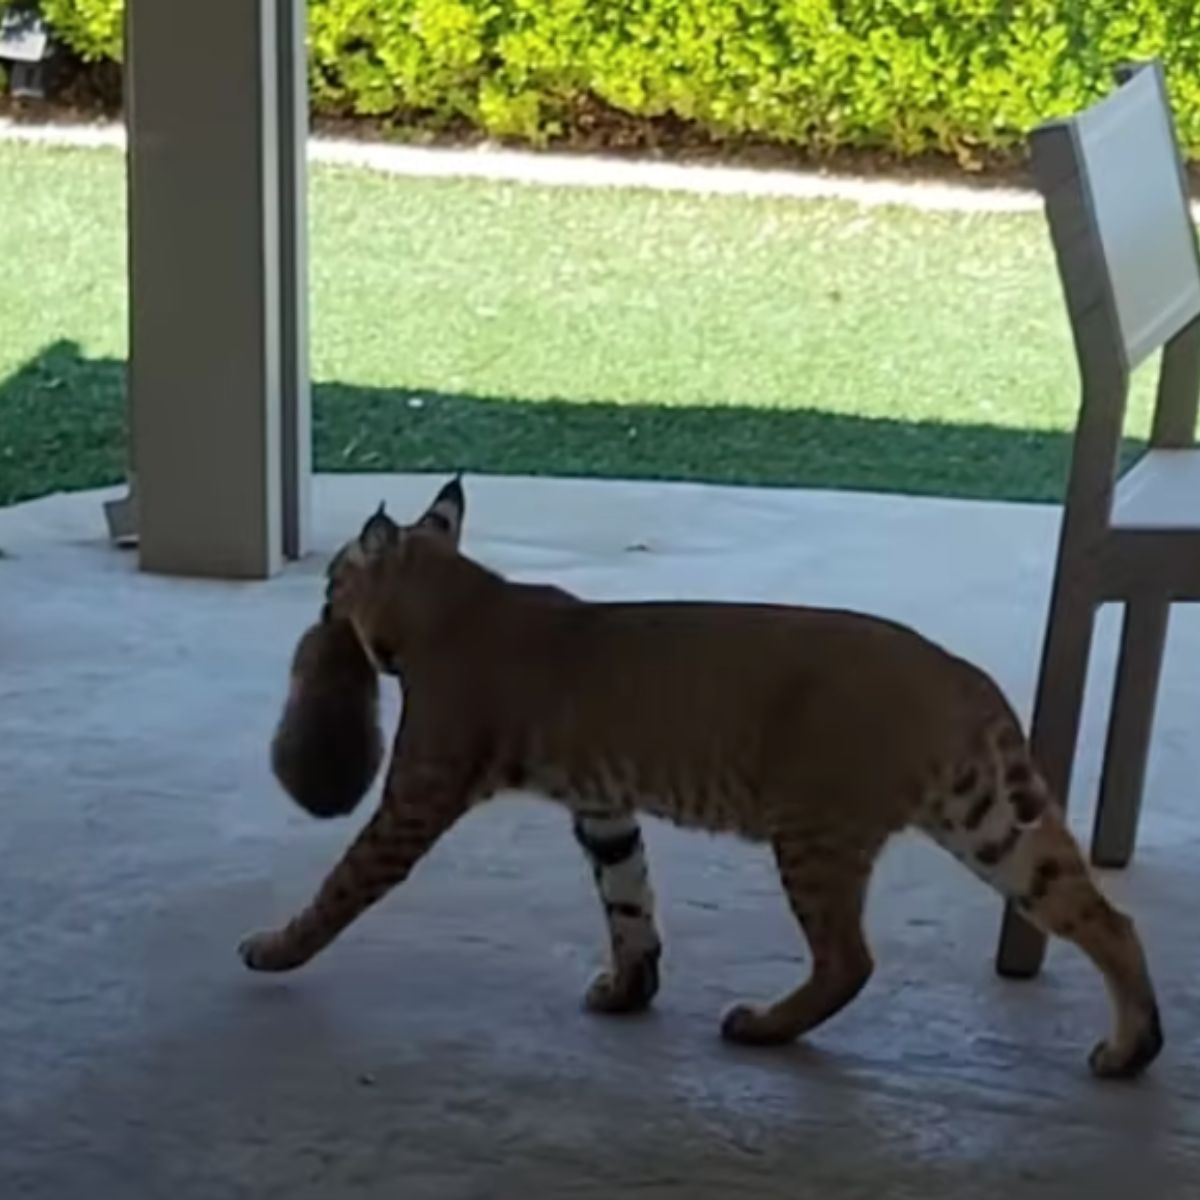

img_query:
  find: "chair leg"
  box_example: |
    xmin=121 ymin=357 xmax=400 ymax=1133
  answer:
xmin=1091 ymin=600 xmax=1170 ymax=869
xmin=996 ymin=587 xmax=1097 ymax=980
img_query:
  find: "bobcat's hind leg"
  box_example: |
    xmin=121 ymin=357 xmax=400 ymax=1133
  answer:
xmin=573 ymin=811 xmax=662 ymax=1015
xmin=722 ymin=830 xmax=878 ymax=1046
xmin=923 ymin=747 xmax=1162 ymax=1079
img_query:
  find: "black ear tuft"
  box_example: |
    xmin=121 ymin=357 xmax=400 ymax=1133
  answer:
xmin=359 ymin=504 xmax=400 ymax=555
xmin=415 ymin=474 xmax=466 ymax=545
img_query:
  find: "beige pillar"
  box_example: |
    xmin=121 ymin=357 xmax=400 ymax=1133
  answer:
xmin=120 ymin=0 xmax=309 ymax=578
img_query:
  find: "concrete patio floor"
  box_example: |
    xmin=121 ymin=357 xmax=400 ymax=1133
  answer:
xmin=2 ymin=473 xmax=1198 ymax=1198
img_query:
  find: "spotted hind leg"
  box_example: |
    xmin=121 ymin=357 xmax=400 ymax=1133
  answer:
xmin=722 ymin=830 xmax=878 ymax=1046
xmin=924 ymin=746 xmax=1162 ymax=1079
xmin=573 ymin=812 xmax=662 ymax=1014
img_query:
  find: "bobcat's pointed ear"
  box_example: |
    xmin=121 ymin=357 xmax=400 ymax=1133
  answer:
xmin=415 ymin=474 xmax=465 ymax=546
xmin=359 ymin=502 xmax=401 ymax=556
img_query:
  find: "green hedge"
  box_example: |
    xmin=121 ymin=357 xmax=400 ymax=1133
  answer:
xmin=14 ymin=0 xmax=1200 ymax=159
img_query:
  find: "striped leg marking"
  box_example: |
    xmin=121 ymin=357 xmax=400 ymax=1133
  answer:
xmin=922 ymin=744 xmax=1162 ymax=1079
xmin=239 ymin=760 xmax=465 ymax=972
xmin=573 ymin=813 xmax=662 ymax=1014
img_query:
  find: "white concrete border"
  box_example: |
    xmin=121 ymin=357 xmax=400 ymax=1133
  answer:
xmin=0 ymin=116 xmax=1043 ymax=212
xmin=311 ymin=136 xmax=1045 ymax=213
xmin=7 ymin=114 xmax=1199 ymax=217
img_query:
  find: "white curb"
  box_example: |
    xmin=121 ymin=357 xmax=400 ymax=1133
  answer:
xmin=0 ymin=115 xmax=1095 ymax=215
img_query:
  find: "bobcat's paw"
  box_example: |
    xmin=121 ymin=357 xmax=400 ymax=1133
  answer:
xmin=584 ymin=951 xmax=660 ymax=1015
xmin=720 ymin=1003 xmax=796 ymax=1047
xmin=1088 ymin=1006 xmax=1164 ymax=1080
xmin=238 ymin=929 xmax=306 ymax=973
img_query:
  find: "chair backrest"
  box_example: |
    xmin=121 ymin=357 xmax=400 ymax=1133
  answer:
xmin=1032 ymin=62 xmax=1200 ymax=374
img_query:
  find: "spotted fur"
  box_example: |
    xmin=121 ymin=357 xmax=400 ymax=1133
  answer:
xmin=241 ymin=477 xmax=1163 ymax=1080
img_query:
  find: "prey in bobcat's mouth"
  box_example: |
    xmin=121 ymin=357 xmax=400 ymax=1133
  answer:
xmin=249 ymin=476 xmax=1163 ymax=1081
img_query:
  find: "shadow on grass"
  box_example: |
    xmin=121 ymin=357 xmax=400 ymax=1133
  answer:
xmin=0 ymin=340 xmax=1145 ymax=509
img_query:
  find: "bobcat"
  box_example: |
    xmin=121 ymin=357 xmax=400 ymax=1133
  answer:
xmin=242 ymin=477 xmax=1163 ymax=1079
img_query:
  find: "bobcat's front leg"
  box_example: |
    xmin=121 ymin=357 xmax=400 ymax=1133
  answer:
xmin=240 ymin=761 xmax=466 ymax=972
xmin=573 ymin=812 xmax=662 ymax=1014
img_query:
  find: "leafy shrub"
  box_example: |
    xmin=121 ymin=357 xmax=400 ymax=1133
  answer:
xmin=39 ymin=0 xmax=121 ymax=61
xmin=24 ymin=0 xmax=1200 ymax=159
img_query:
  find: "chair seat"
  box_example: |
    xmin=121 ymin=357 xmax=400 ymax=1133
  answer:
xmin=1113 ymin=448 xmax=1200 ymax=529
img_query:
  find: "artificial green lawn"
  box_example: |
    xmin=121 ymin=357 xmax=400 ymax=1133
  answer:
xmin=0 ymin=142 xmax=1155 ymax=508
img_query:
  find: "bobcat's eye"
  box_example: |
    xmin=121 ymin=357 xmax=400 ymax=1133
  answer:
xmin=323 ymin=578 xmax=349 ymax=619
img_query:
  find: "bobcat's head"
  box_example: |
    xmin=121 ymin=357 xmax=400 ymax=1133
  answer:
xmin=269 ymin=477 xmax=467 ymax=818
xmin=323 ymin=475 xmax=467 ymax=673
